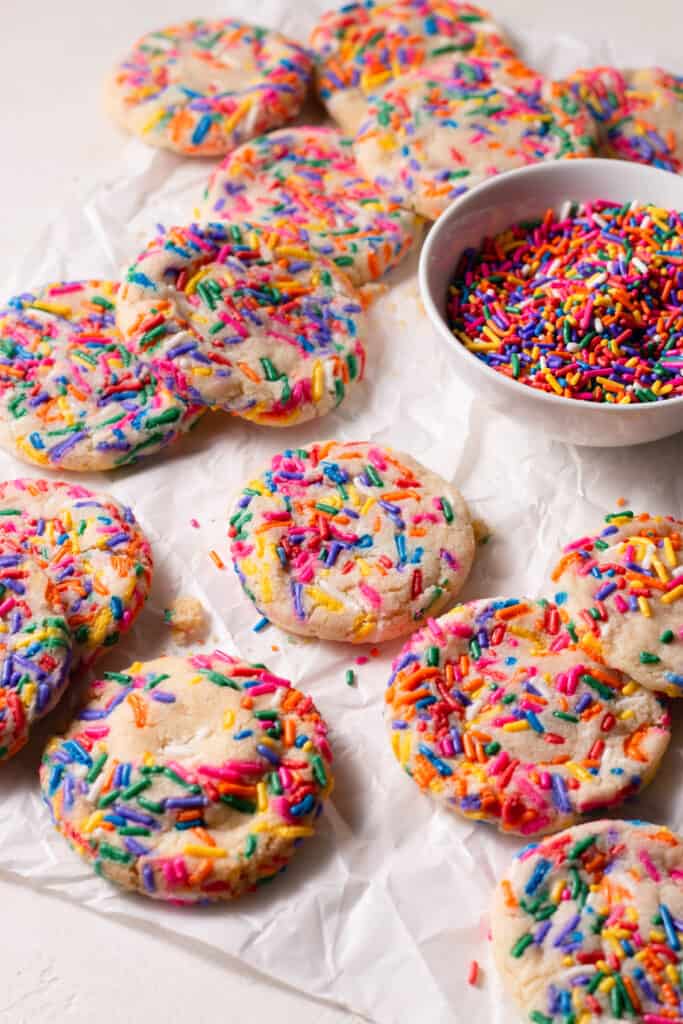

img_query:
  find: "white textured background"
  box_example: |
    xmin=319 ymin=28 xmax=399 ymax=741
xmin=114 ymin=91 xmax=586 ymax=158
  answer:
xmin=1 ymin=1 xmax=682 ymax=1022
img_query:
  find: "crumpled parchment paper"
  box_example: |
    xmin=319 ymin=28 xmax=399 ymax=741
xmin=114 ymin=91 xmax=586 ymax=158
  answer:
xmin=0 ymin=11 xmax=682 ymax=1023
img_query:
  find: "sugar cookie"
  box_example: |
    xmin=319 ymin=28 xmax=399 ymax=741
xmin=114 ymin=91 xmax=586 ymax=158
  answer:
xmin=200 ymin=126 xmax=418 ymax=285
xmin=0 ymin=479 xmax=153 ymax=668
xmin=117 ymin=223 xmax=366 ymax=425
xmin=552 ymin=511 xmax=683 ymax=696
xmin=559 ymin=66 xmax=683 ymax=172
xmin=105 ymin=19 xmax=312 ymax=156
xmin=229 ymin=442 xmax=474 ymax=644
xmin=0 ymin=281 xmax=203 ymax=472
xmin=386 ymin=597 xmax=670 ymax=836
xmin=310 ymin=0 xmax=514 ymax=133
xmin=492 ymin=819 xmax=683 ymax=1023
xmin=353 ymin=56 xmax=597 ymax=219
xmin=41 ymin=653 xmax=333 ymax=903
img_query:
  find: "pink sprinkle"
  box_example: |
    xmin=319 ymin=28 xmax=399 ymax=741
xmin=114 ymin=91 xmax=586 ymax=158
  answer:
xmin=355 ymin=656 xmax=369 ymax=665
xmin=359 ymin=582 xmax=382 ymax=608
xmin=190 ymin=518 xmax=200 ymax=529
xmin=614 ymin=593 xmax=629 ymax=613
xmin=0 ymin=597 xmax=16 ymax=616
xmin=639 ymin=849 xmax=661 ymax=881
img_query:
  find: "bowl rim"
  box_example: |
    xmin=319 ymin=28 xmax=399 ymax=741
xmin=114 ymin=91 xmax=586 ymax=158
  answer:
xmin=418 ymin=159 xmax=683 ymax=415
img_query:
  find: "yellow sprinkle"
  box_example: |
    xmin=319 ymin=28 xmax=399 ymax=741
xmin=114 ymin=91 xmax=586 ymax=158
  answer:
xmin=142 ymin=107 xmax=167 ymax=134
xmin=185 ymin=266 xmax=213 ymax=295
xmin=562 ymin=955 xmax=574 ymax=967
xmin=16 ymin=437 xmax=49 ymax=466
xmin=260 ymin=571 xmax=273 ymax=604
xmin=649 ymin=928 xmax=666 ymax=942
xmin=29 ymin=300 xmax=72 ymax=317
xmin=311 ymin=360 xmax=324 ymax=403
xmin=183 ymin=844 xmax=227 ymax=859
xmin=391 ymin=731 xmax=401 ymax=761
xmin=399 ymin=730 xmax=412 ymax=766
xmin=661 ymin=584 xmax=683 ymax=605
xmin=565 ymin=762 xmax=592 ymax=783
xmin=275 ymin=826 xmax=315 ymax=839
xmin=551 ymin=880 xmax=565 ymax=902
xmin=224 ymin=97 xmax=253 ymax=135
xmin=189 ymin=674 xmax=203 ymax=686
xmin=88 ymin=607 xmax=113 ymax=648
xmin=638 ymin=596 xmax=652 ymax=617
xmin=256 ymin=782 xmax=268 ymax=813
xmin=598 ymin=977 xmax=616 ymax=994
xmin=502 ymin=720 xmax=529 ymax=732
xmin=666 ymin=963 xmax=679 ymax=984
xmin=274 ymin=245 xmax=312 ymax=260
xmin=223 ymin=709 xmax=235 ymax=730
xmin=191 ymin=366 xmax=212 ymax=376
xmin=360 ymin=497 xmax=376 ymax=516
xmin=663 ymin=537 xmax=676 ymax=567
xmin=619 ymin=709 xmax=635 ymax=720
xmin=81 ymin=811 xmax=105 ymax=834
xmin=622 ymin=682 xmax=637 ymax=696
xmin=352 ymin=614 xmax=376 ymax=640
xmin=305 ymin=586 xmax=343 ymax=612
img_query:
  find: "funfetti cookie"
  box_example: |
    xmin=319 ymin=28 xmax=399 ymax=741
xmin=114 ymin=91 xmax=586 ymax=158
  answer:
xmin=200 ymin=126 xmax=419 ymax=286
xmin=41 ymin=653 xmax=333 ymax=903
xmin=309 ymin=0 xmax=515 ymax=133
xmin=552 ymin=511 xmax=683 ymax=696
xmin=117 ymin=223 xmax=366 ymax=426
xmin=385 ymin=597 xmax=670 ymax=837
xmin=558 ymin=66 xmax=683 ymax=172
xmin=353 ymin=55 xmax=597 ymax=220
xmin=492 ymin=819 xmax=683 ymax=1023
xmin=229 ymin=442 xmax=475 ymax=644
xmin=0 ymin=281 xmax=204 ymax=472
xmin=105 ymin=19 xmax=312 ymax=157
xmin=0 ymin=479 xmax=153 ymax=669
xmin=0 ymin=545 xmax=72 ymax=761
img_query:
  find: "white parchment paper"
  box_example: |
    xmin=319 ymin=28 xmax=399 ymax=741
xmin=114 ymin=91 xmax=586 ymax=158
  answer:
xmin=0 ymin=12 xmax=682 ymax=1023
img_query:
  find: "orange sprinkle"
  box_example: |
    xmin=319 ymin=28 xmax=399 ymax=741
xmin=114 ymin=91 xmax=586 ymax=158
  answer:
xmin=209 ymin=550 xmax=225 ymax=569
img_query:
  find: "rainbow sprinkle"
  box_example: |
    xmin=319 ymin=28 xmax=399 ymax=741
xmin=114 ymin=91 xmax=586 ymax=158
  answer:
xmin=447 ymin=200 xmax=683 ymax=403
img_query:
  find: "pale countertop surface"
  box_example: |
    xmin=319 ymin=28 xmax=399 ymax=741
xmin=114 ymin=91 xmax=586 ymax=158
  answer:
xmin=1 ymin=1 xmax=681 ymax=1021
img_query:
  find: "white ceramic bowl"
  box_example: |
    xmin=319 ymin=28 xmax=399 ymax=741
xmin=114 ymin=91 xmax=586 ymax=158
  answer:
xmin=419 ymin=159 xmax=683 ymax=447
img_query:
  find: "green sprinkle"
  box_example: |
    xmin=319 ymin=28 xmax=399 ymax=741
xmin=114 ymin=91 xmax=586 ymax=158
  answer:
xmin=122 ymin=778 xmax=151 ymax=799
xmin=244 ymin=834 xmax=257 ymax=858
xmin=86 ymin=753 xmax=107 ymax=784
xmin=97 ymin=842 xmax=132 ymax=864
xmin=568 ymin=834 xmax=597 ymax=861
xmin=202 ymin=669 xmax=240 ymax=690
xmin=530 ymin=1013 xmax=552 ymax=1024
xmin=260 ymin=357 xmax=279 ymax=381
xmin=311 ymin=754 xmax=328 ymax=788
xmin=118 ymin=826 xmax=151 ymax=837
xmin=97 ymin=789 xmax=121 ymax=809
xmin=661 ymin=629 xmax=675 ymax=644
xmin=510 ymin=933 xmax=534 ymax=958
xmin=581 ymin=674 xmax=615 ymax=700
xmin=640 ymin=651 xmax=661 ymax=664
xmin=440 ymin=497 xmax=454 ymax=523
xmin=345 ymin=669 xmax=356 ymax=687
xmin=145 ymin=408 xmax=181 ymax=428
xmin=426 ymin=645 xmax=440 ymax=667
xmin=220 ymin=794 xmax=257 ymax=814
xmin=553 ymin=710 xmax=579 ymax=723
xmin=137 ymin=797 xmax=166 ymax=814
xmin=365 ymin=464 xmax=383 ymax=487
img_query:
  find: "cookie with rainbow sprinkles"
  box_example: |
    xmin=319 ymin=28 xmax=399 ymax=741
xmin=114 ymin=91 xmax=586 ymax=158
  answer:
xmin=558 ymin=66 xmax=683 ymax=172
xmin=200 ymin=126 xmax=419 ymax=286
xmin=492 ymin=819 xmax=683 ymax=1023
xmin=353 ymin=55 xmax=597 ymax=220
xmin=105 ymin=19 xmax=312 ymax=157
xmin=229 ymin=441 xmax=474 ymax=644
xmin=553 ymin=511 xmax=683 ymax=696
xmin=117 ymin=222 xmax=366 ymax=426
xmin=309 ymin=0 xmax=514 ymax=133
xmin=0 ymin=281 xmax=203 ymax=472
xmin=385 ymin=597 xmax=670 ymax=836
xmin=41 ymin=653 xmax=333 ymax=903
xmin=0 ymin=479 xmax=153 ymax=669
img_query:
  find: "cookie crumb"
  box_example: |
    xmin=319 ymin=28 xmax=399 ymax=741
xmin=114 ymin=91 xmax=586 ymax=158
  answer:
xmin=166 ymin=595 xmax=208 ymax=645
xmin=472 ymin=518 xmax=492 ymax=545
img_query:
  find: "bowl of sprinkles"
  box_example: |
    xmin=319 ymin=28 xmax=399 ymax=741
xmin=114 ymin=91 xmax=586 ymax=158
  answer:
xmin=419 ymin=158 xmax=683 ymax=446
